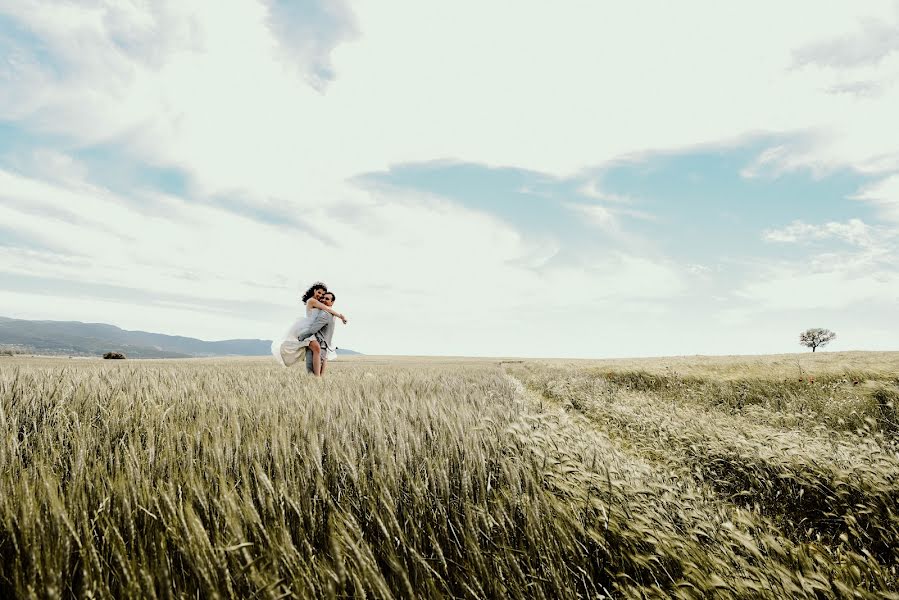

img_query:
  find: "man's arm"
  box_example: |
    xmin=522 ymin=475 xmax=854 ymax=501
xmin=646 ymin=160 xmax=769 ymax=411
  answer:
xmin=295 ymin=311 xmax=331 ymax=341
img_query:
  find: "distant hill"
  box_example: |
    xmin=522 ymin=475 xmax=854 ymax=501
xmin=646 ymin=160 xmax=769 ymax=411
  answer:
xmin=0 ymin=317 xmax=362 ymax=359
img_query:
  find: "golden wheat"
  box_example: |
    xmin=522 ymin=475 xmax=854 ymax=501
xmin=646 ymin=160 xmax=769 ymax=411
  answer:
xmin=0 ymin=354 xmax=897 ymax=598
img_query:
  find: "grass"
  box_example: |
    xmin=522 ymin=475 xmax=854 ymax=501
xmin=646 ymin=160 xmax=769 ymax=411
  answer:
xmin=511 ymin=363 xmax=899 ymax=561
xmin=0 ymin=352 xmax=898 ymax=598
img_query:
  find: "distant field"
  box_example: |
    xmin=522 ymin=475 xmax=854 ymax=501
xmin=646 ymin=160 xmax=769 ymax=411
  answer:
xmin=1 ymin=352 xmax=897 ymax=598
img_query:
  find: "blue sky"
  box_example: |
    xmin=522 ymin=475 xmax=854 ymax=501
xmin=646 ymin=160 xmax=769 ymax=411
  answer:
xmin=360 ymin=141 xmax=881 ymax=264
xmin=1 ymin=1 xmax=897 ymax=357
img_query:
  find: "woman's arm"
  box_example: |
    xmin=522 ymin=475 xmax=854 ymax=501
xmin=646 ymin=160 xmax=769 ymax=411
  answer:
xmin=307 ymin=298 xmax=348 ymax=323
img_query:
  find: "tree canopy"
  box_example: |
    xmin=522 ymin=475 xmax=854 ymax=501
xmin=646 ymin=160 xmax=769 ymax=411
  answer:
xmin=799 ymin=328 xmax=836 ymax=352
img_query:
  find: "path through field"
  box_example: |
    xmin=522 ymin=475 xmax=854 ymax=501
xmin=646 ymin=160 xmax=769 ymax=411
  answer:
xmin=503 ymin=359 xmax=899 ymax=598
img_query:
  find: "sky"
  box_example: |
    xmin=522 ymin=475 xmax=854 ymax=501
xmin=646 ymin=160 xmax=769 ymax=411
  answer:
xmin=1 ymin=0 xmax=898 ymax=358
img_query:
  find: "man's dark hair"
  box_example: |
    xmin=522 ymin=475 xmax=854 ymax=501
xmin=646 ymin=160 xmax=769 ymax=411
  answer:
xmin=301 ymin=282 xmax=327 ymax=302
xmin=324 ymin=291 xmax=336 ymax=302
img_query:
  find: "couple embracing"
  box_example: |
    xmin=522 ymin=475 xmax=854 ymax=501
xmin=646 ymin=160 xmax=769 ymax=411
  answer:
xmin=272 ymin=282 xmax=348 ymax=376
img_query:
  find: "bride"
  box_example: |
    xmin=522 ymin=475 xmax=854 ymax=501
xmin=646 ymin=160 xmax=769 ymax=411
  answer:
xmin=272 ymin=282 xmax=347 ymax=373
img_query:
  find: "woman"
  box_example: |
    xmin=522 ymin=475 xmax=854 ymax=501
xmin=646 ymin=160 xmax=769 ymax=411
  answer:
xmin=272 ymin=282 xmax=347 ymax=373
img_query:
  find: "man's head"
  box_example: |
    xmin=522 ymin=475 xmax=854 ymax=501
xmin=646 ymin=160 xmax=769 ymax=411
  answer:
xmin=322 ymin=291 xmax=336 ymax=306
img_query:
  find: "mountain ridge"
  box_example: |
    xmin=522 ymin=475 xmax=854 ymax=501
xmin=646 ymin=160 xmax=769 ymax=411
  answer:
xmin=0 ymin=317 xmax=361 ymax=358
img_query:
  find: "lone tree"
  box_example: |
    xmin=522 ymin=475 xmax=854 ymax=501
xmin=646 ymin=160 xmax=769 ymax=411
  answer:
xmin=799 ymin=328 xmax=836 ymax=352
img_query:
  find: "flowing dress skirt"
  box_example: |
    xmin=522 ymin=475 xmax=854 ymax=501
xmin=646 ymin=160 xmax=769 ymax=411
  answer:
xmin=271 ymin=313 xmax=317 ymax=367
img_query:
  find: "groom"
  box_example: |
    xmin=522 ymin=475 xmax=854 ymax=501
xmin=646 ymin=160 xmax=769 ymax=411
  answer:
xmin=296 ymin=291 xmax=337 ymax=375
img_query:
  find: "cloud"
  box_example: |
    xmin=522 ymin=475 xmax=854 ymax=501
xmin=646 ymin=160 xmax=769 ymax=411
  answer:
xmin=852 ymin=174 xmax=899 ymax=221
xmin=578 ymin=180 xmax=637 ymax=204
xmin=740 ymin=142 xmax=821 ymax=179
xmin=826 ymin=80 xmax=885 ymax=98
xmin=567 ymin=203 xmax=617 ymax=231
xmin=737 ymin=268 xmax=899 ymax=311
xmin=2 ymin=161 xmax=691 ymax=355
xmin=737 ymin=218 xmax=897 ymax=314
xmin=0 ymin=164 xmax=526 ymax=295
xmin=2 ymin=2 xmax=899 ymax=356
xmin=263 ymin=0 xmax=358 ymax=88
xmin=685 ymin=263 xmax=713 ymax=276
xmin=793 ymin=12 xmax=899 ymax=68
xmin=762 ymin=219 xmax=874 ymax=246
xmin=3 ymin=1 xmax=899 ymax=190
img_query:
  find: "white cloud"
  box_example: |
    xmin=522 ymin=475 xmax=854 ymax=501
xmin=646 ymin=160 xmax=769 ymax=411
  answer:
xmin=3 ymin=1 xmax=899 ymax=189
xmin=852 ymin=174 xmax=899 ymax=221
xmin=762 ymin=219 xmax=874 ymax=246
xmin=578 ymin=180 xmax=636 ymax=204
xmin=825 ymin=80 xmax=885 ymax=98
xmin=262 ymin=0 xmax=358 ymax=88
xmin=566 ymin=203 xmax=617 ymax=231
xmin=792 ymin=13 xmax=899 ymax=68
xmin=1 ymin=163 xmax=689 ymax=355
xmin=734 ymin=220 xmax=898 ymax=316
xmin=685 ymin=263 xmax=713 ymax=276
xmin=3 ymin=1 xmax=899 ymax=355
xmin=737 ymin=269 xmax=899 ymax=311
xmin=741 ymin=144 xmax=811 ymax=180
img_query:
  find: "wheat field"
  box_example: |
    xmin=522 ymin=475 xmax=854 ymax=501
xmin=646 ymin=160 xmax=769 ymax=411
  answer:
xmin=0 ymin=352 xmax=897 ymax=599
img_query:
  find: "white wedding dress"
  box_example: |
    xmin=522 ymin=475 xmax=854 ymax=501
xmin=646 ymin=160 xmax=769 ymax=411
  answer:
xmin=271 ymin=305 xmax=317 ymax=367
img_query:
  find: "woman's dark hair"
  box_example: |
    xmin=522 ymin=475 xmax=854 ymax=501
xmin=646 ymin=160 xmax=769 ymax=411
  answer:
xmin=324 ymin=291 xmax=336 ymax=302
xmin=301 ymin=282 xmax=327 ymax=303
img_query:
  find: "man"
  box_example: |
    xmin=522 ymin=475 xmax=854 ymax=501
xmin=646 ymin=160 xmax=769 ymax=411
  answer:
xmin=313 ymin=291 xmax=338 ymax=375
xmin=295 ymin=291 xmax=338 ymax=376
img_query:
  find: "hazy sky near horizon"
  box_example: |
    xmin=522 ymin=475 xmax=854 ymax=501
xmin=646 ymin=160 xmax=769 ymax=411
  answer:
xmin=1 ymin=1 xmax=898 ymax=358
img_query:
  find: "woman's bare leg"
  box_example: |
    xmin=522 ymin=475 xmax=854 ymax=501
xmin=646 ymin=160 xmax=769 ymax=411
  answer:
xmin=309 ymin=339 xmax=322 ymax=376
xmin=320 ymin=359 xmax=327 ymax=375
